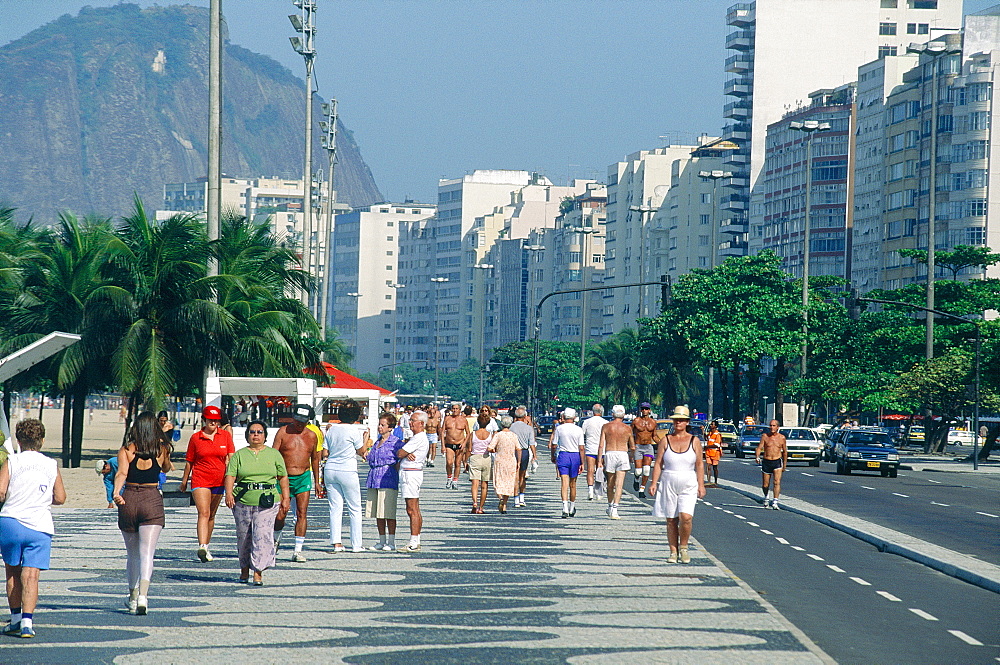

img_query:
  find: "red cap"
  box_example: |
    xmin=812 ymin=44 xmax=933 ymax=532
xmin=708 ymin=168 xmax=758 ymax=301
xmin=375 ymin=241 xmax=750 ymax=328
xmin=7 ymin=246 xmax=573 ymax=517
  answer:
xmin=202 ymin=405 xmax=223 ymax=420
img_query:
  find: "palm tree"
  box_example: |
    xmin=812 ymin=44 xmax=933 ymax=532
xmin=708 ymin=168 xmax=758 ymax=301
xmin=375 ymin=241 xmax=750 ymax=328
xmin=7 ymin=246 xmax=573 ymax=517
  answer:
xmin=584 ymin=328 xmax=651 ymax=406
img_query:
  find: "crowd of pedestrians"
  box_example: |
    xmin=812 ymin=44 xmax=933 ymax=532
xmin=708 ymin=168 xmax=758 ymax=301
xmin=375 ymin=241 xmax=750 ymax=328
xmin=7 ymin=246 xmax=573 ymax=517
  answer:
xmin=0 ymin=397 xmax=752 ymax=639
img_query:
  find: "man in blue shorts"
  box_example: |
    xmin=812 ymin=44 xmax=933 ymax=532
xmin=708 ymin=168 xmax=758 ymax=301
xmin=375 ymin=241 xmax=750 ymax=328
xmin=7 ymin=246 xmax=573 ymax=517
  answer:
xmin=549 ymin=408 xmax=585 ymax=518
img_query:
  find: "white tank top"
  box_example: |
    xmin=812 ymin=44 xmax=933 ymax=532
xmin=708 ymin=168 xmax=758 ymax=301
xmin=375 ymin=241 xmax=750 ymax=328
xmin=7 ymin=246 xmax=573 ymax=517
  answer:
xmin=471 ymin=429 xmax=493 ymax=455
xmin=662 ymin=436 xmax=697 ymax=474
xmin=0 ymin=450 xmax=57 ymax=535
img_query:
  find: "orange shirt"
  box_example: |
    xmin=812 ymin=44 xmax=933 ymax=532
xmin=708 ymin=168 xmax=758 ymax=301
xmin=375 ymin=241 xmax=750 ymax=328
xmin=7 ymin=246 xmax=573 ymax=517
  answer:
xmin=705 ymin=431 xmax=723 ymax=461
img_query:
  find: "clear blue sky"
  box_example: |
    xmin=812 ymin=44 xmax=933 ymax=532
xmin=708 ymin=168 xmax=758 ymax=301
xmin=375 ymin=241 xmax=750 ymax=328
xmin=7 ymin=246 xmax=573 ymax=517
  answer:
xmin=1 ymin=0 xmax=996 ymax=203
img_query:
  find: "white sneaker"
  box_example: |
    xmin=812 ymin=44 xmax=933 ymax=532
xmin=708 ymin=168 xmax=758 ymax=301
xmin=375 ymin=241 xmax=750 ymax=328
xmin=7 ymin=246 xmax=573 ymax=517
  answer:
xmin=291 ymin=551 xmax=307 ymax=562
xmin=763 ymin=498 xmax=771 ymax=508
xmin=350 ymin=547 xmax=365 ymax=553
xmin=610 ymin=507 xmax=620 ymax=520
xmin=771 ymin=500 xmax=780 ymax=510
xmin=400 ymin=543 xmax=421 ymax=552
xmin=333 ymin=544 xmax=346 ymax=553
xmin=136 ymin=595 xmax=148 ymax=615
xmin=197 ymin=546 xmax=212 ymax=562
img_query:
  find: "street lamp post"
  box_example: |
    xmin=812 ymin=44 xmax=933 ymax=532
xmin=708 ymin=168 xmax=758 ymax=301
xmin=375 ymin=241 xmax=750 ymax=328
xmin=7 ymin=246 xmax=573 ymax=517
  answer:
xmin=906 ymin=40 xmax=963 ymax=360
xmin=289 ymin=1 xmax=317 ymax=313
xmin=387 ymin=282 xmax=405 ymax=387
xmin=789 ymin=119 xmax=831 ymax=425
xmin=698 ymin=169 xmax=733 ymax=421
xmin=473 ymin=264 xmax=494 ymax=404
xmin=430 ymin=276 xmax=450 ymax=405
xmin=318 ymin=99 xmax=338 ymax=343
xmin=565 ymin=227 xmax=595 ymax=380
xmin=628 ymin=204 xmax=656 ymax=319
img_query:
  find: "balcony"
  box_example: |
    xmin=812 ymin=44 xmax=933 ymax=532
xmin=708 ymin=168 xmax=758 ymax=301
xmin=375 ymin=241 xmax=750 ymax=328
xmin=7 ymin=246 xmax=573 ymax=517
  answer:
xmin=719 ymin=218 xmax=748 ymax=234
xmin=723 ymin=172 xmax=750 ymax=188
xmin=724 ymin=77 xmax=752 ymax=97
xmin=726 ymin=30 xmax=754 ymax=51
xmin=724 ymin=150 xmax=750 ymax=167
xmin=726 ymin=3 xmax=755 ymax=27
xmin=722 ymin=122 xmax=751 ymax=142
xmin=720 ymin=194 xmax=748 ymax=211
xmin=719 ymin=239 xmax=749 ymax=256
xmin=725 ymin=54 xmax=752 ymax=74
xmin=723 ymin=100 xmax=752 ymax=120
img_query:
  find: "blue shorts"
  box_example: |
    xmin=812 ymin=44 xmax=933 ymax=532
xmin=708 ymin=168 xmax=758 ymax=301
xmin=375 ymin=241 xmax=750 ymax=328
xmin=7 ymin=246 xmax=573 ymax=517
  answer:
xmin=518 ymin=448 xmax=531 ymax=472
xmin=556 ymin=452 xmax=582 ymax=478
xmin=0 ymin=517 xmax=52 ymax=570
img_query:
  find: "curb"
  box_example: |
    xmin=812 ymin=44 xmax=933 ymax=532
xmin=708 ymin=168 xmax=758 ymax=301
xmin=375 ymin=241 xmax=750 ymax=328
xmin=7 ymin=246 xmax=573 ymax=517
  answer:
xmin=717 ymin=479 xmax=1000 ymax=596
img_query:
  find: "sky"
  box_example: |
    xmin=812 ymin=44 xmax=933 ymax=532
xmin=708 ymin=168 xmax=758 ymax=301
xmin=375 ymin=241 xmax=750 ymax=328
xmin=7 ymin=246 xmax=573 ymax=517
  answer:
xmin=1 ymin=0 xmax=998 ymax=204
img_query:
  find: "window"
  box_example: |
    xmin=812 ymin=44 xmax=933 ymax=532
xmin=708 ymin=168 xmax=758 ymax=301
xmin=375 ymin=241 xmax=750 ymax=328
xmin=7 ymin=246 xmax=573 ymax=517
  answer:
xmin=889 ymin=162 xmax=905 ymax=181
xmin=379 ymin=208 xmax=389 ymax=213
xmin=968 ymin=111 xmax=990 ymax=131
xmin=699 ymin=235 xmax=710 ymax=246
xmin=387 ymin=236 xmax=394 ymax=241
xmin=699 ymin=214 xmax=711 ymax=225
xmin=881 ymin=0 xmax=898 ymax=6
xmin=910 ymin=0 xmax=937 ymax=8
xmin=968 ymin=83 xmax=992 ymax=103
xmin=889 ymin=133 xmax=905 ymax=152
xmin=385 ymin=265 xmax=393 ymax=271
xmin=967 ymin=199 xmax=988 ymax=217
xmin=889 ymin=103 xmax=907 ymax=124
xmin=906 ymin=23 xmax=929 ymax=34
xmin=879 ymin=22 xmax=897 ymax=35
xmin=813 ymin=159 xmax=847 ymax=181
xmin=879 ymin=46 xmax=898 ymax=58
xmin=701 ymin=193 xmax=712 ymax=204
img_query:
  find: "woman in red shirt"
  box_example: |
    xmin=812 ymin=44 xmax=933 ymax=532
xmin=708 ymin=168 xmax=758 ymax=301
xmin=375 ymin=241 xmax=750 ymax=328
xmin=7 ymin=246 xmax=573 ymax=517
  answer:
xmin=179 ymin=406 xmax=234 ymax=562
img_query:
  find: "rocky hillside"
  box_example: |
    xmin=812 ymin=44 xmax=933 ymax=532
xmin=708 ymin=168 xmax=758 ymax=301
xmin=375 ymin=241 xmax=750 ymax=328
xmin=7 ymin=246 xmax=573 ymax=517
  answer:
xmin=0 ymin=4 xmax=382 ymax=221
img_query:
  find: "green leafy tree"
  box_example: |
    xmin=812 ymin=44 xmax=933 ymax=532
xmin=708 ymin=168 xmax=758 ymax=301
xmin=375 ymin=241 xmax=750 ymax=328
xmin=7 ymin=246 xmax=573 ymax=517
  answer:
xmin=899 ymin=245 xmax=1000 ymax=280
xmin=584 ymin=328 xmax=651 ymax=407
xmin=489 ymin=340 xmax=590 ymax=412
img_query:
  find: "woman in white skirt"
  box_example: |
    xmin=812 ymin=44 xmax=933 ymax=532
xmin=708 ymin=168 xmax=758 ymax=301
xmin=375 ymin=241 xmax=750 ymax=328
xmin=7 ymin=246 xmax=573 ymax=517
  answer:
xmin=649 ymin=405 xmax=706 ymax=564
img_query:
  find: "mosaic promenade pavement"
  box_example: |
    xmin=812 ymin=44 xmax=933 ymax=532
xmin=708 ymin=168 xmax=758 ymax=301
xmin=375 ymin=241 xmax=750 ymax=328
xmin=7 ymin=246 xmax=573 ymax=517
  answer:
xmin=7 ymin=467 xmax=831 ymax=664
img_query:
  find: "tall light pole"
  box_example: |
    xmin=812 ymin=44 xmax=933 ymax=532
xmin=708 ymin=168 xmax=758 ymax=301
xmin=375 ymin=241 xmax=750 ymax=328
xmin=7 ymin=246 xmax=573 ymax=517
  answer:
xmin=430 ymin=276 xmax=450 ymax=405
xmin=318 ymin=99 xmax=338 ymax=343
xmin=387 ymin=282 xmax=405 ymax=387
xmin=342 ymin=291 xmax=360 ymax=365
xmin=289 ymin=1 xmax=317 ymax=313
xmin=789 ymin=119 xmax=830 ymax=424
xmin=472 ymin=264 xmax=494 ymax=404
xmin=628 ymin=203 xmax=655 ymax=318
xmin=207 ymin=0 xmax=222 ymax=277
xmin=906 ymin=40 xmax=962 ymax=360
xmin=698 ymin=169 xmax=733 ymax=421
xmin=565 ymin=226 xmax=595 ymax=380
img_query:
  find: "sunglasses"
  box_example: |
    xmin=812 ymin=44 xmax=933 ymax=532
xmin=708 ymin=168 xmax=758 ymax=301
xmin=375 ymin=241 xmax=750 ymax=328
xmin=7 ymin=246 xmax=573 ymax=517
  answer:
xmin=248 ymin=430 xmax=265 ymax=435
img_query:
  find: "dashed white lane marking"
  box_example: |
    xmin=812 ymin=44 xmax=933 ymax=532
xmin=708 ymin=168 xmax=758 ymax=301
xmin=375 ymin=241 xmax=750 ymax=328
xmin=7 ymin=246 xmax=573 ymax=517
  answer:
xmin=850 ymin=576 xmax=871 ymax=586
xmin=759 ymin=529 xmax=773 ymax=535
xmin=722 ymin=509 xmax=734 ymax=514
xmin=775 ymin=537 xmax=789 ymax=544
xmin=807 ymin=554 xmax=824 ymax=561
xmin=876 ymin=591 xmax=902 ymax=602
xmin=860 ymin=486 xmax=875 ymax=490
xmin=703 ymin=501 xmax=713 ymax=506
xmin=931 ymin=501 xmax=950 ymax=507
xmin=926 ymin=478 xmax=941 ymax=484
xmin=948 ymin=630 xmax=984 ymax=646
xmin=827 ymin=564 xmax=846 ymax=573
xmin=976 ymin=511 xmax=999 ymax=518
xmin=831 ymin=480 xmax=845 ymax=484
xmin=734 ymin=514 xmax=746 ymax=520
xmin=746 ymin=522 xmax=759 ymax=527
xmin=801 ymin=472 xmax=814 ymax=477
xmin=909 ymin=608 xmax=939 ymax=621
xmin=740 ymin=461 xmax=751 ymax=465
xmin=790 ymin=546 xmax=805 ymax=551
xmin=892 ymin=492 xmax=910 ymax=498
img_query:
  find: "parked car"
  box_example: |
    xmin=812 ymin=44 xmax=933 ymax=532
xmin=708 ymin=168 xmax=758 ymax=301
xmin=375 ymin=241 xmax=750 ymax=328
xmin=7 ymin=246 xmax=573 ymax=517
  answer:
xmin=832 ymin=430 xmax=900 ymax=477
xmin=948 ymin=429 xmax=975 ymax=446
xmin=906 ymin=426 xmax=925 ymax=446
xmin=735 ymin=425 xmax=769 ymax=458
xmin=780 ymin=427 xmax=822 ymax=466
xmin=655 ymin=419 xmax=704 ymax=441
xmin=536 ymin=415 xmax=557 ymax=436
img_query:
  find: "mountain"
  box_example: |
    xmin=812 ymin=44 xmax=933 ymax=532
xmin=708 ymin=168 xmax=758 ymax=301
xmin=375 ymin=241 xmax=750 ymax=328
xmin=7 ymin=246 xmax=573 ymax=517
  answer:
xmin=0 ymin=3 xmax=382 ymax=221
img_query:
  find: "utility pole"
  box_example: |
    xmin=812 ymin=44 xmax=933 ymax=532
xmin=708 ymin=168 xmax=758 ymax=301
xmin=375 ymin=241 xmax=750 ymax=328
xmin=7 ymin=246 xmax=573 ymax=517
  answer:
xmin=319 ymin=99 xmax=338 ymax=343
xmin=698 ymin=169 xmax=732 ymax=422
xmin=628 ymin=203 xmax=655 ymax=320
xmin=289 ymin=1 xmax=317 ymax=313
xmin=207 ymin=0 xmax=222 ymax=276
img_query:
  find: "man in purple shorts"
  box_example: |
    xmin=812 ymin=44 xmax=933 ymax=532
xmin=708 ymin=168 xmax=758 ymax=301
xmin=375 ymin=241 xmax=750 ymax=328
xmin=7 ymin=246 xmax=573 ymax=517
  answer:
xmin=549 ymin=408 xmax=585 ymax=518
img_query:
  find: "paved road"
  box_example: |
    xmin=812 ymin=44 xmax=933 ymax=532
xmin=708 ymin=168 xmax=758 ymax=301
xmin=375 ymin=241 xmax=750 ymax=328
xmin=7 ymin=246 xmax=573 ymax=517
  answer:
xmin=5 ymin=463 xmax=830 ymax=664
xmin=716 ymin=457 xmax=1000 ymax=565
xmin=689 ymin=488 xmax=1000 ymax=665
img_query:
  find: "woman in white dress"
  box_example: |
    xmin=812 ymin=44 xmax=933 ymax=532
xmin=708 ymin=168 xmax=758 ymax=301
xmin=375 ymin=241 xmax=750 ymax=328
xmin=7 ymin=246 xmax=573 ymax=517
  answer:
xmin=649 ymin=405 xmax=706 ymax=564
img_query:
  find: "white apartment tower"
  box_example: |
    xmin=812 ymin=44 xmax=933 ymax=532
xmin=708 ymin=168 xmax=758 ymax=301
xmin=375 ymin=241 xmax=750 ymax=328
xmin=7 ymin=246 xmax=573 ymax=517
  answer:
xmin=724 ymin=0 xmax=962 ymax=248
xmin=604 ymin=146 xmax=699 ymax=331
xmin=329 ymin=203 xmax=436 ymax=375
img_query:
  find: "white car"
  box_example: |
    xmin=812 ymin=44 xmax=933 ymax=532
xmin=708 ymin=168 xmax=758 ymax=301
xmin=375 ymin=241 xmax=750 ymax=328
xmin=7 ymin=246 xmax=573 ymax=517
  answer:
xmin=780 ymin=427 xmax=823 ymax=466
xmin=948 ymin=429 xmax=976 ymax=446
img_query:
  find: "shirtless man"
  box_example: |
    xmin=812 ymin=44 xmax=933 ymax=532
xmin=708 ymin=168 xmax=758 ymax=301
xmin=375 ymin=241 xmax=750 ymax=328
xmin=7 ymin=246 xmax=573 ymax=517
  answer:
xmin=632 ymin=402 xmax=657 ymax=497
xmin=442 ymin=403 xmax=470 ymax=489
xmin=597 ymin=404 xmax=634 ymax=519
xmin=425 ymin=404 xmax=443 ymax=468
xmin=755 ymin=419 xmax=788 ymax=510
xmin=273 ymin=403 xmax=321 ymax=561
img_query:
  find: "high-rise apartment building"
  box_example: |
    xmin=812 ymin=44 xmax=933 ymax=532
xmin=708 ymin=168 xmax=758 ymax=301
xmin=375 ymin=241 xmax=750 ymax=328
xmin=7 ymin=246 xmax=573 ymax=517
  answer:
xmin=723 ymin=0 xmax=962 ymax=256
xmin=754 ymin=85 xmax=854 ymax=279
xmin=329 ymin=203 xmax=436 ymax=375
xmin=604 ymin=146 xmax=699 ymax=331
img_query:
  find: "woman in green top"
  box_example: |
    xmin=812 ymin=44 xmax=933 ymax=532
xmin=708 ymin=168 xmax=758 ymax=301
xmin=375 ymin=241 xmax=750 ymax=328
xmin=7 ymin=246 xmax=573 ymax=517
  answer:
xmin=224 ymin=420 xmax=290 ymax=586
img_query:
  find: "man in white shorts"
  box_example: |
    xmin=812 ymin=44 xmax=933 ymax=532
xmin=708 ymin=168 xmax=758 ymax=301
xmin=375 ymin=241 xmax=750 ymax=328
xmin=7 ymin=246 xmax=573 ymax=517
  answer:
xmin=581 ymin=404 xmax=608 ymax=501
xmin=598 ymin=404 xmax=634 ymax=519
xmin=396 ymin=410 xmax=429 ymax=552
